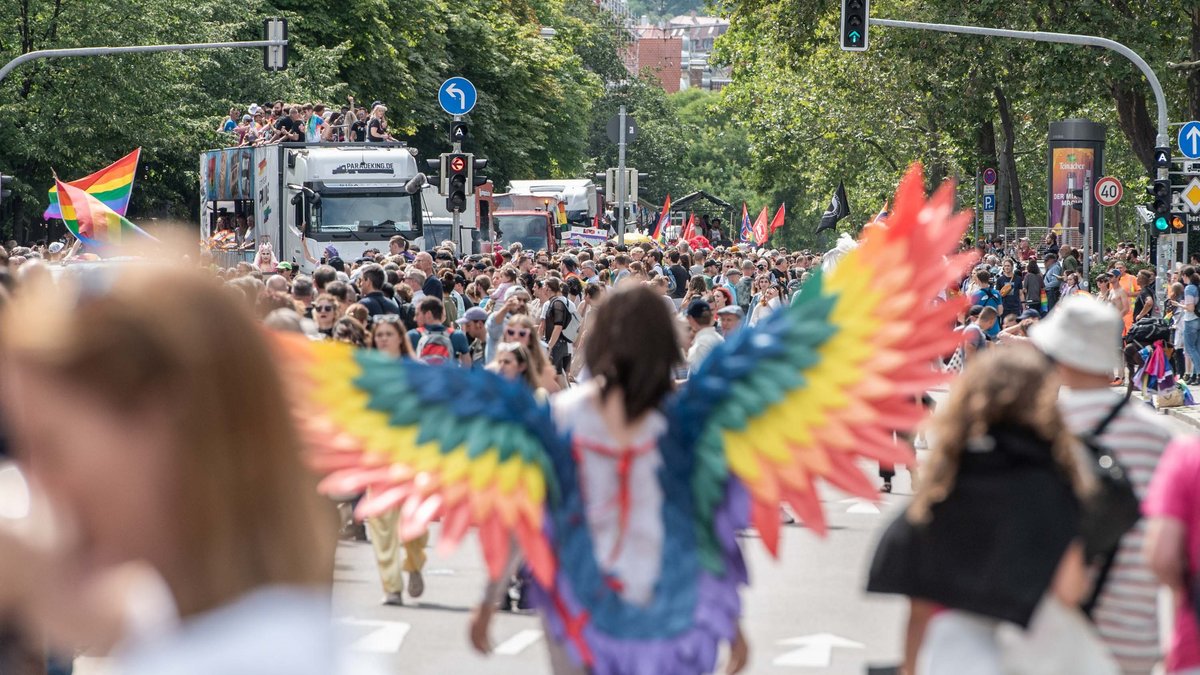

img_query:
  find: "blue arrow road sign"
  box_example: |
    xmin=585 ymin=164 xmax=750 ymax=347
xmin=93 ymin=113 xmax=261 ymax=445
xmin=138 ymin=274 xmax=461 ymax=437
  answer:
xmin=983 ymin=194 xmax=996 ymax=211
xmin=1179 ymin=121 xmax=1200 ymax=160
xmin=438 ymin=77 xmax=477 ymax=116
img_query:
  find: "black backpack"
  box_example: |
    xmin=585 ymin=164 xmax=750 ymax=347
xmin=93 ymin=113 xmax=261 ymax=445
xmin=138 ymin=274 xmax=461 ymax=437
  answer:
xmin=1125 ymin=317 xmax=1172 ymax=348
xmin=1080 ymin=393 xmax=1141 ymax=618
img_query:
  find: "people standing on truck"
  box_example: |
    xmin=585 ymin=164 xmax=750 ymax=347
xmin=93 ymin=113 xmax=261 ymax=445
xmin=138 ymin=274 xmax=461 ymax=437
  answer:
xmin=219 ymin=107 xmax=240 ymax=133
xmin=307 ymin=104 xmax=326 ymax=142
xmin=367 ymin=105 xmax=394 ymax=143
xmin=350 ymin=108 xmax=368 ymax=142
xmin=270 ymin=106 xmax=302 ymax=144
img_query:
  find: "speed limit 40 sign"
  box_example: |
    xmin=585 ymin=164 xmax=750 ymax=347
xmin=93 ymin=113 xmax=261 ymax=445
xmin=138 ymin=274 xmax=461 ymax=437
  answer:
xmin=1094 ymin=176 xmax=1123 ymax=207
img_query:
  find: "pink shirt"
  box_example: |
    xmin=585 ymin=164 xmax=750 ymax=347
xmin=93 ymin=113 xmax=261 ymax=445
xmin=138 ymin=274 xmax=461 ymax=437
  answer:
xmin=1144 ymin=437 xmax=1200 ymax=672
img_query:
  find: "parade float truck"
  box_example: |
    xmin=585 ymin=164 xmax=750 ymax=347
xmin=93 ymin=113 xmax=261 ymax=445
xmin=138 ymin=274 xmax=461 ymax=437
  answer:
xmin=199 ymin=143 xmax=426 ymax=271
xmin=506 ymin=179 xmax=599 ymax=227
xmin=490 ymin=193 xmax=568 ymax=253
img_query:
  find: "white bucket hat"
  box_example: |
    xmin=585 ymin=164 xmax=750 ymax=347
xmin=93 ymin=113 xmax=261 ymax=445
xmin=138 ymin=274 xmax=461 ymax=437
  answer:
xmin=1029 ymin=294 xmax=1123 ymax=376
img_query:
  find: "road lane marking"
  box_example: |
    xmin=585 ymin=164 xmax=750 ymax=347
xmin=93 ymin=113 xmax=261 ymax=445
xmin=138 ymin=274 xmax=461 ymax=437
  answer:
xmin=773 ymin=633 xmax=864 ymax=667
xmin=493 ymin=629 xmax=543 ymax=655
xmin=339 ymin=618 xmax=411 ymax=653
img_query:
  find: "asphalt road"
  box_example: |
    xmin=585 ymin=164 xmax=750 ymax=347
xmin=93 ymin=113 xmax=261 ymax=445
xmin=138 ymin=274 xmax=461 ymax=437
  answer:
xmin=74 ymin=392 xmax=1196 ymax=675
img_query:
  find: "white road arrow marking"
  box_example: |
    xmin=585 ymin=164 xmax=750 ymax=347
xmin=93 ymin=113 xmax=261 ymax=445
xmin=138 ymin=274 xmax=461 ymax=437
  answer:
xmin=493 ymin=628 xmax=543 ymax=655
xmin=845 ymin=498 xmax=881 ymax=514
xmin=1188 ymin=126 xmax=1200 ymax=157
xmin=773 ymin=633 xmax=864 ymax=667
xmin=339 ymin=618 xmax=410 ymax=653
xmin=446 ymin=83 xmax=467 ymax=109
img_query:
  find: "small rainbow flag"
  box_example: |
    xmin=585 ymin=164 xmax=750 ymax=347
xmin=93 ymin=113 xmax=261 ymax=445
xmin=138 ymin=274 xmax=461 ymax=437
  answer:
xmin=55 ymin=175 xmax=155 ymax=248
xmin=45 ymin=148 xmax=140 ymax=220
xmin=1039 ymin=288 xmax=1048 ymax=314
xmin=652 ymin=194 xmax=671 ymax=243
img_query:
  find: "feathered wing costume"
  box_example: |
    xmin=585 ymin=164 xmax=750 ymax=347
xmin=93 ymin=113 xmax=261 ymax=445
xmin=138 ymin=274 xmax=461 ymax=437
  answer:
xmin=277 ymin=164 xmax=974 ymax=674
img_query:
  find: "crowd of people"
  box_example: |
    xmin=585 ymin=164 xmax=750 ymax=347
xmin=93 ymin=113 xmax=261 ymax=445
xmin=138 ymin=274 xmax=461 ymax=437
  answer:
xmin=4 ymin=216 xmax=1200 ymax=674
xmin=217 ymin=96 xmax=398 ymax=146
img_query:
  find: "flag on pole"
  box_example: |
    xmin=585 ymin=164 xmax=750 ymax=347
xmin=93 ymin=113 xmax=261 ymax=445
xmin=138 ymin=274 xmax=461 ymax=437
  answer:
xmin=769 ymin=203 xmax=786 ymax=234
xmin=55 ymin=175 xmax=156 ymax=247
xmin=874 ymin=198 xmax=889 ymax=223
xmin=815 ymin=181 xmax=850 ymax=234
xmin=45 ymin=148 xmax=141 ymax=220
xmin=740 ymin=203 xmax=753 ymax=243
xmin=752 ymin=206 xmax=769 ymax=245
xmin=652 ymin=195 xmax=671 ymax=243
xmin=681 ymin=212 xmax=696 ymax=241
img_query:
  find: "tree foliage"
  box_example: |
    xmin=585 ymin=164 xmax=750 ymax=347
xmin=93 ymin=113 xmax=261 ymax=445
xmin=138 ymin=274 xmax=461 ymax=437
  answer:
xmin=713 ymin=0 xmax=1200 ymax=251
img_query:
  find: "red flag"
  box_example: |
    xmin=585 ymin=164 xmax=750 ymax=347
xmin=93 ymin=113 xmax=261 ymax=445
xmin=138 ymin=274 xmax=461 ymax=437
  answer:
xmin=681 ymin=212 xmax=696 ymax=240
xmin=752 ymin=207 xmax=769 ymax=245
xmin=769 ymin=203 xmax=786 ymax=233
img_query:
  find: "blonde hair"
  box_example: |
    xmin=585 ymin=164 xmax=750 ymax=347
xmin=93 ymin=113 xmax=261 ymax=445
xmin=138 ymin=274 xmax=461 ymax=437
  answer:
xmin=908 ymin=345 xmax=1090 ymax=524
xmin=1 ymin=266 xmax=335 ymax=617
xmin=505 ymin=314 xmax=549 ymax=379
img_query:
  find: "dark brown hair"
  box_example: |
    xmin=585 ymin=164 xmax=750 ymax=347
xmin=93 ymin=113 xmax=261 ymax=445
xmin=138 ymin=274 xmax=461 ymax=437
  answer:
xmin=584 ymin=285 xmax=679 ymax=420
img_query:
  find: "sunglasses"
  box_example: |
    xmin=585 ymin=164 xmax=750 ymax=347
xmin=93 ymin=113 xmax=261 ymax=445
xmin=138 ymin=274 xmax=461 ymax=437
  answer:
xmin=316 ymin=304 xmax=336 ymax=312
xmin=505 ymin=327 xmax=530 ymax=339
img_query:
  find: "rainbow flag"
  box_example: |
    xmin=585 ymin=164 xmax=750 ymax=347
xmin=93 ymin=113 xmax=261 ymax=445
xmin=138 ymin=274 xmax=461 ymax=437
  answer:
xmin=45 ymin=148 xmax=140 ymax=220
xmin=652 ymin=194 xmax=671 ymax=243
xmin=55 ymin=175 xmax=155 ymax=247
xmin=1039 ymin=288 xmax=1048 ymax=314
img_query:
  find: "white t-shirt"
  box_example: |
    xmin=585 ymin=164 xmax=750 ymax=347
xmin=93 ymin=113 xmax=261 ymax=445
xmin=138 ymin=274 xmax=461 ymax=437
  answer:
xmin=551 ymin=385 xmax=666 ymax=606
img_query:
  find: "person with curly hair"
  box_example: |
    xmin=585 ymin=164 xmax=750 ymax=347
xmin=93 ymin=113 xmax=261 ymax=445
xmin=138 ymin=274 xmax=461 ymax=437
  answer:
xmin=868 ymin=345 xmax=1113 ymax=675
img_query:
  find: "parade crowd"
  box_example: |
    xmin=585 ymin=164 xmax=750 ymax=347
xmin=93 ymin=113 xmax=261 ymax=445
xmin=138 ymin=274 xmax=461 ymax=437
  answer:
xmin=2 ymin=219 xmax=1200 ymax=675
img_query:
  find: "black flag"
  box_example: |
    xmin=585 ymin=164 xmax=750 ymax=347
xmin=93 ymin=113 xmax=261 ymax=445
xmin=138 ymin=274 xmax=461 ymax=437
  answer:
xmin=816 ymin=181 xmax=850 ymax=234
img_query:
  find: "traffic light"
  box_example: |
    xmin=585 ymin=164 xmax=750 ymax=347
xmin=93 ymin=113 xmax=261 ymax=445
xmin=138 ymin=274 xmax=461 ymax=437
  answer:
xmin=425 ymin=158 xmax=442 ymax=194
xmin=0 ymin=173 xmax=11 ymax=207
xmin=1152 ymin=178 xmax=1172 ymax=233
xmin=263 ymin=18 xmax=288 ymax=71
xmin=445 ymin=153 xmax=469 ymax=212
xmin=1172 ymin=216 xmax=1186 ymax=232
xmin=471 ymin=157 xmax=488 ymax=189
xmin=840 ymin=0 xmax=869 ymax=51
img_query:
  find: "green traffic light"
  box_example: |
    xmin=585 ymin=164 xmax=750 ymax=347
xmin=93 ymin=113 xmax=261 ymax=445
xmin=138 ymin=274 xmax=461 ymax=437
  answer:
xmin=1156 ymin=216 xmax=1170 ymax=232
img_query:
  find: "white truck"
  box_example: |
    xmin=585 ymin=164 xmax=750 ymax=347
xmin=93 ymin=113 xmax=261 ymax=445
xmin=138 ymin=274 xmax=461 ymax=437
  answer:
xmin=507 ymin=179 xmax=598 ymax=226
xmin=200 ymin=143 xmax=427 ymax=271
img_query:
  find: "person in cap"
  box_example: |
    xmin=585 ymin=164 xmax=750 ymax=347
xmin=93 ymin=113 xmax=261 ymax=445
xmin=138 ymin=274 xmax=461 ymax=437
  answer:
xmin=868 ymin=345 xmax=1109 ymax=675
xmin=458 ymin=306 xmax=490 ymax=367
xmin=1030 ymin=294 xmax=1171 ymax=673
xmin=685 ymin=299 xmax=723 ymax=376
xmin=717 ymin=305 xmax=744 ymax=337
xmin=275 ymin=261 xmax=296 ymax=281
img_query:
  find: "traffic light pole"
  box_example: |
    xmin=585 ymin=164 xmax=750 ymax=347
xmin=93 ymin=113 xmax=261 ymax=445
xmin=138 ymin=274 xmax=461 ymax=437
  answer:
xmin=870 ymin=16 xmax=1171 ymax=309
xmin=0 ymin=39 xmax=289 ymax=86
xmin=451 ymin=114 xmax=463 ymax=242
xmin=617 ymin=105 xmax=627 ymax=246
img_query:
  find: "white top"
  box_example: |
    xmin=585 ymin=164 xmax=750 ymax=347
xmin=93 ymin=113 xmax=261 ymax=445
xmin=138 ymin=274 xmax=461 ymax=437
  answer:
xmin=687 ymin=326 xmax=724 ymax=375
xmin=114 ymin=586 xmax=386 ymax=675
xmin=551 ymin=384 xmax=666 ymax=606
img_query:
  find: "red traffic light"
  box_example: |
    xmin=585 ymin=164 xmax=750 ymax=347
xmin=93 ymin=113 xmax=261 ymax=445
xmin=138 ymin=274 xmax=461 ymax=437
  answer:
xmin=449 ymin=156 xmax=466 ymax=173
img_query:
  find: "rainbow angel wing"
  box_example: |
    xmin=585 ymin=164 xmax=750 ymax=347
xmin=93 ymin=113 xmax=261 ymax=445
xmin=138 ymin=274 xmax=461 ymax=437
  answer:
xmin=670 ymin=164 xmax=975 ymax=568
xmin=278 ymin=337 xmax=565 ymax=586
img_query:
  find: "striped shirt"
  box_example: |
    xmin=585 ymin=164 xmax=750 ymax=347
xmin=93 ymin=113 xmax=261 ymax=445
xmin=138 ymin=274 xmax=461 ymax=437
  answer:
xmin=1059 ymin=387 xmax=1173 ymax=675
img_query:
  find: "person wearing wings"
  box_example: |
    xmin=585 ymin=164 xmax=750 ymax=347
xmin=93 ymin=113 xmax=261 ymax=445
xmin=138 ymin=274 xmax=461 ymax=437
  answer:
xmin=285 ymin=164 xmax=975 ymax=674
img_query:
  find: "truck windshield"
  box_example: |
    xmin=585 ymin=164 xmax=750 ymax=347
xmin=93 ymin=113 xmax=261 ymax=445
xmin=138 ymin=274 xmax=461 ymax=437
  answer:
xmin=495 ymin=215 xmax=549 ymax=251
xmin=312 ymin=192 xmax=416 ymax=235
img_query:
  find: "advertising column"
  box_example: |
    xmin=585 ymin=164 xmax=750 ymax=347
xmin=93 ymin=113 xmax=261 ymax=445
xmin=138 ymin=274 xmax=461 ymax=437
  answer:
xmin=1047 ymin=120 xmax=1106 ymax=254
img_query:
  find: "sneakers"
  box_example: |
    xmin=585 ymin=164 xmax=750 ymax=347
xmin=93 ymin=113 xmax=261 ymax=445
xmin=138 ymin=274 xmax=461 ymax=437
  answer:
xmin=383 ymin=592 xmax=404 ymax=607
xmin=407 ymin=570 xmax=425 ymax=599
xmin=881 ymin=480 xmax=892 ymax=493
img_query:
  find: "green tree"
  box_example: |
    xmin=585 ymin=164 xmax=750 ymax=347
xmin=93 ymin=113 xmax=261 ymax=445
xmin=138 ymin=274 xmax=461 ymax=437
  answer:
xmin=0 ymin=0 xmax=343 ymax=239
